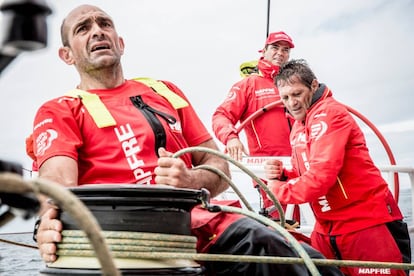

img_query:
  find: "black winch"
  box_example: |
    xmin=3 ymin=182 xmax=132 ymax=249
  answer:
xmin=39 ymin=184 xmax=205 ymax=276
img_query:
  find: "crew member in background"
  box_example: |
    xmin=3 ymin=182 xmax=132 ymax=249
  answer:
xmin=212 ymin=31 xmax=299 ymax=221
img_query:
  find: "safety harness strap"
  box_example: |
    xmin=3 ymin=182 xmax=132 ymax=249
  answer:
xmin=65 ymin=89 xmax=117 ymax=128
xmin=65 ymin=78 xmax=189 ymax=129
xmin=133 ymin=77 xmax=189 ymax=109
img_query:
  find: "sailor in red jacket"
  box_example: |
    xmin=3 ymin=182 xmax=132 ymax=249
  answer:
xmin=212 ymin=31 xmax=294 ymax=161
xmin=212 ymin=31 xmax=300 ymax=220
xmin=265 ymin=59 xmax=411 ymax=276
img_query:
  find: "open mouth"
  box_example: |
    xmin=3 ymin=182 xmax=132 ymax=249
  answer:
xmin=290 ymin=107 xmax=302 ymax=115
xmin=91 ymin=44 xmax=110 ymax=52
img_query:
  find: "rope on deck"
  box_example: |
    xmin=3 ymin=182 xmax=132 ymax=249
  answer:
xmin=56 ymin=230 xmax=414 ymax=271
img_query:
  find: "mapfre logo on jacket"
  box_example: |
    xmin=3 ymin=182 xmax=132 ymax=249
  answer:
xmin=310 ymin=112 xmax=328 ymax=141
xmin=310 ymin=121 xmax=328 ymax=141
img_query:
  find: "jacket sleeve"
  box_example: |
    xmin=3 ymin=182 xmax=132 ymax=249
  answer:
xmin=211 ymin=79 xmax=250 ymax=145
xmin=282 ymin=166 xmax=299 ymax=180
xmin=32 ymin=98 xmax=83 ymax=168
xmin=274 ymin=102 xmax=353 ymax=204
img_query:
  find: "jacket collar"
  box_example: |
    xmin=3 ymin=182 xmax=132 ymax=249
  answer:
xmin=257 ymin=58 xmax=280 ymax=80
xmin=310 ymin=83 xmax=331 ymax=108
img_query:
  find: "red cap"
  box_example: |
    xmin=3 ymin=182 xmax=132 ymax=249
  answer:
xmin=259 ymin=31 xmax=294 ymax=52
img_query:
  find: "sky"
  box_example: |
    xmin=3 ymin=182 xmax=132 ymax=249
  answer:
xmin=0 ymin=0 xmax=413 ymax=182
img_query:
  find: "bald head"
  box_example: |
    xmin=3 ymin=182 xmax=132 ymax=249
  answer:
xmin=60 ymin=5 xmax=112 ymax=46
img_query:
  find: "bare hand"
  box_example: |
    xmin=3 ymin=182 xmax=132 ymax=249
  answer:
xmin=264 ymin=159 xmax=284 ymax=180
xmin=36 ymin=208 xmax=62 ymax=263
xmin=154 ymin=147 xmax=196 ymax=189
xmin=226 ymin=137 xmax=247 ymax=161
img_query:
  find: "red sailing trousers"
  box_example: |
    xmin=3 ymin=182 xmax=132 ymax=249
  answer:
xmin=311 ymin=220 xmax=410 ymax=276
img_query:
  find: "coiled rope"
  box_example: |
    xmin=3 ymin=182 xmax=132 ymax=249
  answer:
xmin=58 ymin=230 xmax=197 ymax=257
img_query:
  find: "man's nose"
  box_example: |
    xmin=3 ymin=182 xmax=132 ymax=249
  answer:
xmin=91 ymin=23 xmax=104 ymax=37
xmin=287 ymin=97 xmax=297 ymax=107
xmin=276 ymin=48 xmax=283 ymax=54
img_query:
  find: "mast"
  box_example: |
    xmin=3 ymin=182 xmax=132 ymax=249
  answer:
xmin=266 ymin=0 xmax=271 ymax=37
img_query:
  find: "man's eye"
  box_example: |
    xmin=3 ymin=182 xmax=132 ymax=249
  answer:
xmin=76 ymin=26 xmax=87 ymax=33
xmin=99 ymin=20 xmax=113 ymax=28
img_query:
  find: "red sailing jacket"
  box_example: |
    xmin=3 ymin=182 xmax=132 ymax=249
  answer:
xmin=275 ymin=84 xmax=403 ymax=235
xmin=31 ymin=79 xmax=242 ymax=252
xmin=212 ymin=58 xmax=293 ymax=157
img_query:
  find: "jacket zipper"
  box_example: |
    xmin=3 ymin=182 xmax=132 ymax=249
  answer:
xmin=130 ymin=95 xmax=177 ymax=156
xmin=327 ymin=220 xmax=342 ymax=260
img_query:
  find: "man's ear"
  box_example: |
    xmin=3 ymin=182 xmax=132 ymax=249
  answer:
xmin=311 ymin=79 xmax=319 ymax=93
xmin=58 ymin=46 xmax=74 ymax=65
xmin=118 ymin=36 xmax=125 ymax=55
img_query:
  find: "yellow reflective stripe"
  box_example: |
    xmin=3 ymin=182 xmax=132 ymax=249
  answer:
xmin=133 ymin=77 xmax=188 ymax=109
xmin=337 ymin=177 xmax=349 ymax=199
xmin=65 ymin=89 xmax=117 ymax=128
xmin=64 ymin=78 xmax=186 ymax=128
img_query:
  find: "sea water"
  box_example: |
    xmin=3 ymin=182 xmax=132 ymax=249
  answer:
xmin=0 ymin=232 xmax=42 ymax=275
xmin=0 ymin=189 xmax=413 ymax=275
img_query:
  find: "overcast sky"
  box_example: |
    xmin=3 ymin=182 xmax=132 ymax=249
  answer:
xmin=0 ymin=0 xmax=413 ymax=183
